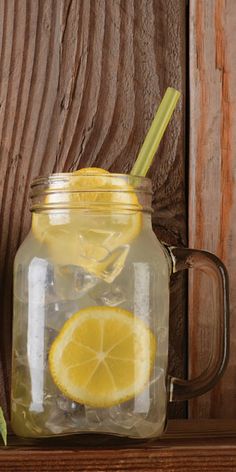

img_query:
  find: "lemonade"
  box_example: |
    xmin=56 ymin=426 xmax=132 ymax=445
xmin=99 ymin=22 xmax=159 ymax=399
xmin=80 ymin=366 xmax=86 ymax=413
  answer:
xmin=11 ymin=170 xmax=170 ymax=438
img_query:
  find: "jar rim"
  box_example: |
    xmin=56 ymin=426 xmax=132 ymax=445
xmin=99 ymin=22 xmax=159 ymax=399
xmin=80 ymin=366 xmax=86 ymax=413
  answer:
xmin=30 ymin=173 xmax=153 ymax=213
xmin=31 ymin=172 xmax=152 ymax=191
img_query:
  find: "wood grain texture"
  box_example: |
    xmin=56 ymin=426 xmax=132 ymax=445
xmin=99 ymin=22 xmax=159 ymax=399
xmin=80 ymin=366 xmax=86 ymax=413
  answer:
xmin=0 ymin=0 xmax=186 ymax=420
xmin=189 ymin=0 xmax=236 ymax=418
xmin=0 ymin=447 xmax=236 ymax=472
xmin=1 ymin=421 xmax=236 ymax=471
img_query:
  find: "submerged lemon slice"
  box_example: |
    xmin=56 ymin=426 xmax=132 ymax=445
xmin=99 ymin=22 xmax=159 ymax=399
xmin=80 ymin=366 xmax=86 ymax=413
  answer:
xmin=49 ymin=307 xmax=156 ymax=407
xmin=32 ymin=168 xmax=142 ymax=281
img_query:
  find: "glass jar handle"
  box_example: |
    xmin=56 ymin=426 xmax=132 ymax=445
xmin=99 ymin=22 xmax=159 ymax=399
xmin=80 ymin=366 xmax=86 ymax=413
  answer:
xmin=165 ymin=246 xmax=230 ymax=402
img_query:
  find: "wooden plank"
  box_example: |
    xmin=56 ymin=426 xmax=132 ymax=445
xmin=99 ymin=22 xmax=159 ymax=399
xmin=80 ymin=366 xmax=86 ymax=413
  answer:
xmin=0 ymin=446 xmax=236 ymax=472
xmin=0 ymin=448 xmax=236 ymax=472
xmin=189 ymin=0 xmax=236 ymax=417
xmin=1 ymin=421 xmax=236 ymax=471
xmin=0 ymin=0 xmax=186 ymax=422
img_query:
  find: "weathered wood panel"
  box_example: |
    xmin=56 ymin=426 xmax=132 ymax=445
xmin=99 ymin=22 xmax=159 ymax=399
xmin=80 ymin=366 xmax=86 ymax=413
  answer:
xmin=189 ymin=0 xmax=236 ymax=417
xmin=0 ymin=0 xmax=186 ymax=420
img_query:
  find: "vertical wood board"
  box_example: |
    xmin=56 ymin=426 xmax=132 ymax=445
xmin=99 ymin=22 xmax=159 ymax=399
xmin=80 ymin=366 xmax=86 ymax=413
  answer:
xmin=189 ymin=0 xmax=236 ymax=418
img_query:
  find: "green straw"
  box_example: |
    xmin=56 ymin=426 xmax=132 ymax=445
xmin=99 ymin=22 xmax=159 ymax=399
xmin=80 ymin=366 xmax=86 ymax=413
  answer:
xmin=130 ymin=87 xmax=181 ymax=177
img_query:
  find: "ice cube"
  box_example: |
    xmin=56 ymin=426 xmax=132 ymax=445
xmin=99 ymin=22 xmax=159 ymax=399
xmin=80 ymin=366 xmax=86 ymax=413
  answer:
xmin=56 ymin=395 xmax=82 ymax=414
xmin=45 ymin=411 xmax=87 ymax=435
xmin=85 ymin=406 xmax=109 ymax=426
xmin=43 ymin=389 xmax=86 ymax=434
xmin=74 ymin=228 xmax=130 ymax=283
xmin=45 ymin=301 xmax=75 ymax=332
xmin=45 ymin=416 xmax=66 ymax=435
xmin=98 ymin=245 xmax=130 ymax=283
xmin=90 ymin=282 xmax=126 ymax=307
xmin=54 ymin=265 xmax=98 ymax=300
xmin=44 ymin=406 xmax=73 ymax=435
xmin=109 ymin=400 xmax=143 ymax=430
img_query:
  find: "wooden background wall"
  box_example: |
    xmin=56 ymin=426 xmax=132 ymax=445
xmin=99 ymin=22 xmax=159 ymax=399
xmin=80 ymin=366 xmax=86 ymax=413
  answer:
xmin=189 ymin=0 xmax=236 ymax=419
xmin=0 ymin=0 xmax=186 ymax=420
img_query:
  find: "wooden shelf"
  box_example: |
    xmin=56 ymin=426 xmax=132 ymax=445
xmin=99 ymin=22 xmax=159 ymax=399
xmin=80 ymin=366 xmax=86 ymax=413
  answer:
xmin=1 ymin=420 xmax=236 ymax=471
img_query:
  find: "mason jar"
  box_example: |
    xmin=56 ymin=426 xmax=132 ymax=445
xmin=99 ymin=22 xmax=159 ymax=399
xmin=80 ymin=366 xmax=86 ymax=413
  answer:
xmin=11 ymin=171 xmax=229 ymax=438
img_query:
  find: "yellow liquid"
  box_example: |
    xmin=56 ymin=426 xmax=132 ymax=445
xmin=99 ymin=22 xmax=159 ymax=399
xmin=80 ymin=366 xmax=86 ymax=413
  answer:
xmin=11 ymin=213 xmax=169 ymax=438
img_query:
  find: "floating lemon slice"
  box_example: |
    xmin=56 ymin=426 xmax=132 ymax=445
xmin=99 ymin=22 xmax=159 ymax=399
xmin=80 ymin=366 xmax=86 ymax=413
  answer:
xmin=32 ymin=168 xmax=142 ymax=281
xmin=49 ymin=307 xmax=156 ymax=407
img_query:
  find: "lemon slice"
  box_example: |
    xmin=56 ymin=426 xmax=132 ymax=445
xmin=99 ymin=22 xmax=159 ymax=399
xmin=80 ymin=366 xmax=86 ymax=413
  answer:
xmin=49 ymin=307 xmax=156 ymax=407
xmin=73 ymin=167 xmax=110 ymax=175
xmin=32 ymin=168 xmax=142 ymax=281
xmin=72 ymin=167 xmax=110 ymax=176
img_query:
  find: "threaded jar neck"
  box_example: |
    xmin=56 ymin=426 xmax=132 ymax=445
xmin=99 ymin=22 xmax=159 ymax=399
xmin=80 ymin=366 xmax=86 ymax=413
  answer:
xmin=30 ymin=173 xmax=153 ymax=213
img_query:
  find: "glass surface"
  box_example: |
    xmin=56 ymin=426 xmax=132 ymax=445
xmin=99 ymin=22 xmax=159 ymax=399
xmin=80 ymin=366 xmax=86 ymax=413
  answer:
xmin=11 ymin=173 xmax=229 ymax=439
xmin=11 ymin=181 xmax=170 ymax=438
